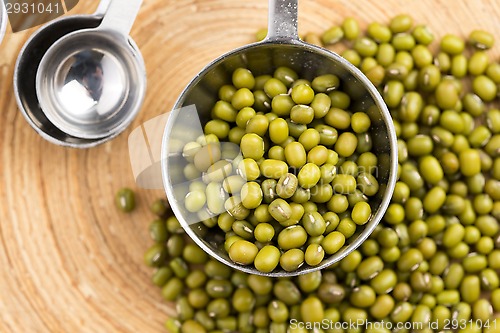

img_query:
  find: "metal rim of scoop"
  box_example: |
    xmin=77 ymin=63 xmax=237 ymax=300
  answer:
xmin=161 ymin=0 xmax=398 ymax=277
xmin=0 ymin=0 xmax=7 ymax=45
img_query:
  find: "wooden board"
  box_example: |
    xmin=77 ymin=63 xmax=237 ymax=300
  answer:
xmin=0 ymin=0 xmax=499 ymax=332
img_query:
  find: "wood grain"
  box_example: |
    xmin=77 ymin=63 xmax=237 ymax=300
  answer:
xmin=0 ymin=0 xmax=499 ymax=332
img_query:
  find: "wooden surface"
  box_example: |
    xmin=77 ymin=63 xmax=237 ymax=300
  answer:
xmin=0 ymin=0 xmax=499 ymax=332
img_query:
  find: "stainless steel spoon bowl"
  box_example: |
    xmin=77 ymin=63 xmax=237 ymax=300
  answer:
xmin=162 ymin=0 xmax=398 ymax=277
xmin=14 ymin=0 xmax=118 ymax=148
xmin=36 ymin=0 xmax=145 ymax=141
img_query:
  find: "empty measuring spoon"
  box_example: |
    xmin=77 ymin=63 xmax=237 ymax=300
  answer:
xmin=14 ymin=0 xmax=114 ymax=148
xmin=36 ymin=0 xmax=146 ymax=140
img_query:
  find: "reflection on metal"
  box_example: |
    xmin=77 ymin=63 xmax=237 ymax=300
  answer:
xmin=0 ymin=0 xmax=6 ymax=45
xmin=36 ymin=32 xmax=141 ymax=139
xmin=25 ymin=0 xmax=146 ymax=143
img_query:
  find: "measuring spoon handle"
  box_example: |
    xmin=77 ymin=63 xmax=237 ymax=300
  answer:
xmin=266 ymin=0 xmax=298 ymax=41
xmin=99 ymin=0 xmax=143 ymax=37
xmin=94 ymin=0 xmax=111 ymax=16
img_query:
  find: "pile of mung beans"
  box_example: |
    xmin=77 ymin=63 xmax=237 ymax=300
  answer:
xmin=180 ymin=65 xmax=380 ymax=273
xmin=138 ymin=13 xmax=500 ymax=333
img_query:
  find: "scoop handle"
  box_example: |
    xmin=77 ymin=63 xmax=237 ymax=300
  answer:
xmin=266 ymin=0 xmax=298 ymax=41
xmin=98 ymin=0 xmax=143 ymax=36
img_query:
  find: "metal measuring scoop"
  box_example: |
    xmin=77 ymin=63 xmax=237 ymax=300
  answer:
xmin=14 ymin=0 xmax=119 ymax=148
xmin=35 ymin=0 xmax=145 ymax=141
xmin=161 ymin=0 xmax=398 ymax=277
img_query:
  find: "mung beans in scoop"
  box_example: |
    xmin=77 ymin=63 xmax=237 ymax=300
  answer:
xmin=180 ymin=67 xmax=380 ymax=274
